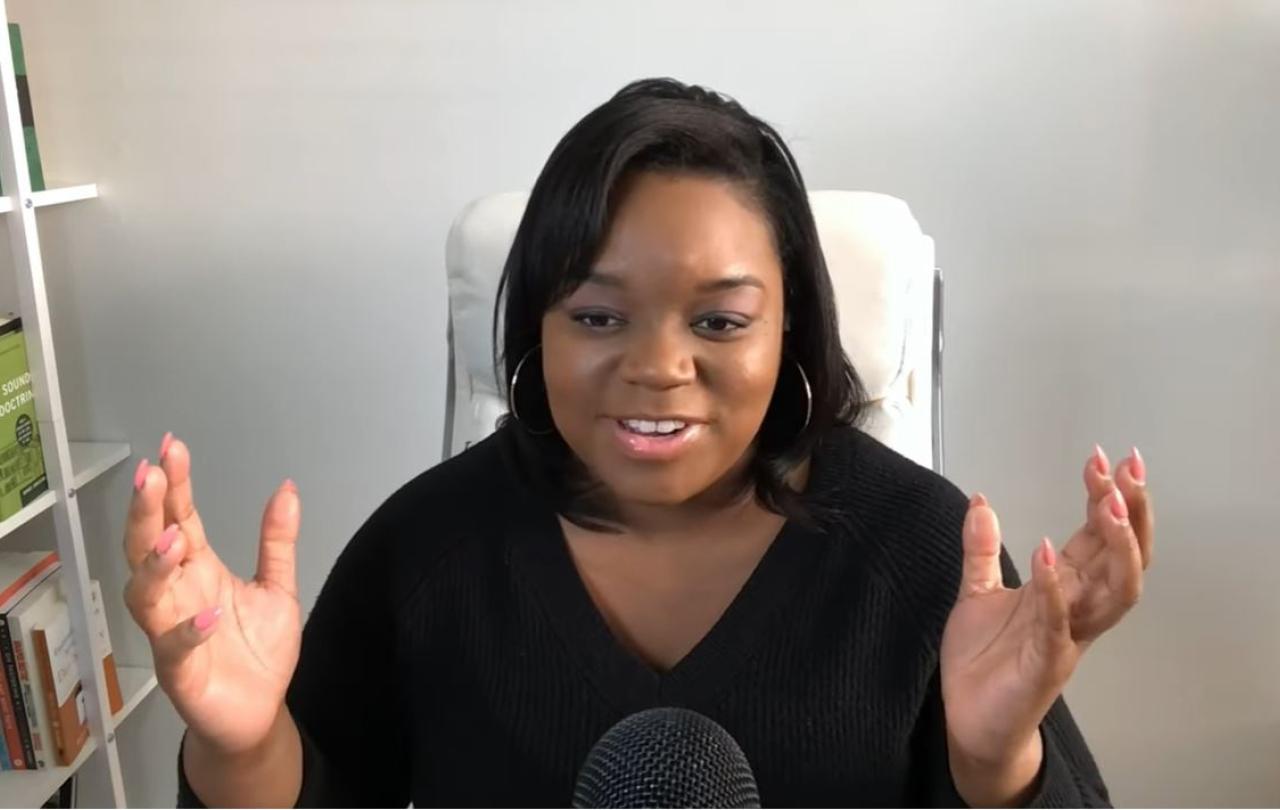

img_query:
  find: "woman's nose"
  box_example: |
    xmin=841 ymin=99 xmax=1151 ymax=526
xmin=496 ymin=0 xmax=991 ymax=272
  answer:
xmin=619 ymin=325 xmax=695 ymax=390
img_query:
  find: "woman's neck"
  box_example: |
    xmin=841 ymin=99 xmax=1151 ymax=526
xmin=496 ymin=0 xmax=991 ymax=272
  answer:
xmin=608 ymin=456 xmax=811 ymax=543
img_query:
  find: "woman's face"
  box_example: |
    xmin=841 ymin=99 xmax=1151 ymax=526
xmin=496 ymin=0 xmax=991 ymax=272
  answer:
xmin=541 ymin=171 xmax=786 ymax=509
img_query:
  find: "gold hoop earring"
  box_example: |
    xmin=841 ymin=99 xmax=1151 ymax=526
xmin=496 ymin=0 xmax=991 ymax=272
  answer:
xmin=508 ymin=344 xmax=555 ymax=435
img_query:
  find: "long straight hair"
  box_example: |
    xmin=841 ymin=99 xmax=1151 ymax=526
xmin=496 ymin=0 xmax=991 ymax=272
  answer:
xmin=494 ymin=78 xmax=866 ymax=531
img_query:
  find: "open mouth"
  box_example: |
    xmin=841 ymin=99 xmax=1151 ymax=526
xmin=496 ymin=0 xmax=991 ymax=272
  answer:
xmin=611 ymin=418 xmax=704 ymax=460
xmin=618 ymin=418 xmax=690 ymax=437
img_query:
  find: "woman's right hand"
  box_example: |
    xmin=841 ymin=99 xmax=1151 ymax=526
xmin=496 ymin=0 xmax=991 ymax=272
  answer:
xmin=123 ymin=433 xmax=303 ymax=756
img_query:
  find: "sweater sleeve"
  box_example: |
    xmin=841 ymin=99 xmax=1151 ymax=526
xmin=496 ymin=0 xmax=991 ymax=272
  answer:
xmin=907 ymin=667 xmax=1111 ymax=808
xmin=177 ymin=500 xmax=412 ymax=808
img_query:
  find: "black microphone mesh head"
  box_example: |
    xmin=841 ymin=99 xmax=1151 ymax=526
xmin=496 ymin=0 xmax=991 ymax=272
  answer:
xmin=572 ymin=707 xmax=761 ymax=808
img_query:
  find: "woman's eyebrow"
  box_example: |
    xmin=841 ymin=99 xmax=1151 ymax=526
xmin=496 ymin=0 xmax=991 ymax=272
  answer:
xmin=583 ymin=270 xmax=627 ymax=288
xmin=695 ymin=274 xmax=765 ymax=293
xmin=583 ymin=270 xmax=765 ymax=292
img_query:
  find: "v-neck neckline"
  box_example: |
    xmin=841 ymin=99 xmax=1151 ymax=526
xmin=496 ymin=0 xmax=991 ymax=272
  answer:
xmin=506 ymin=441 xmax=838 ymax=715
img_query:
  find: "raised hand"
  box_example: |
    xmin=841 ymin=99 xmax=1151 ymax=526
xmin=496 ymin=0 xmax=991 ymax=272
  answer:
xmin=123 ymin=433 xmax=303 ymax=755
xmin=940 ymin=446 xmax=1153 ymax=803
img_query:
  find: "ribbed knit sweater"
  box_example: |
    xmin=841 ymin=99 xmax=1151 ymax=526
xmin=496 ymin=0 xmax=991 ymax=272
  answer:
xmin=177 ymin=422 xmax=1109 ymax=807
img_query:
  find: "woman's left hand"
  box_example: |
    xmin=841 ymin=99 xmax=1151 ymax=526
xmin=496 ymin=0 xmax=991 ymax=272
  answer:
xmin=939 ymin=445 xmax=1154 ymax=806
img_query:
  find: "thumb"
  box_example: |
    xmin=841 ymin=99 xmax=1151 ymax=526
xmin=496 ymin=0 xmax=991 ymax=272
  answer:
xmin=256 ymin=479 xmax=301 ymax=597
xmin=960 ymin=493 xmax=1004 ymax=597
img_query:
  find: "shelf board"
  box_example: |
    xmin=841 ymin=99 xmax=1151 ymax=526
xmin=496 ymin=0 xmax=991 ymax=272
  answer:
xmin=0 ymin=489 xmax=56 ymax=542
xmin=0 ymin=666 xmax=159 ymax=808
xmin=0 ymin=736 xmax=93 ymax=809
xmin=0 ymin=183 xmax=98 ymax=213
xmin=68 ymin=441 xmax=132 ymax=491
xmin=0 ymin=442 xmax=130 ymax=544
xmin=112 ymin=665 xmax=159 ymax=729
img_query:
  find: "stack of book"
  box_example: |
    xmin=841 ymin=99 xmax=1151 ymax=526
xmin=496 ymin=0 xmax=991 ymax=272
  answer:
xmin=0 ymin=23 xmax=46 ymax=194
xmin=0 ymin=315 xmax=48 ymax=521
xmin=0 ymin=551 xmax=123 ymax=771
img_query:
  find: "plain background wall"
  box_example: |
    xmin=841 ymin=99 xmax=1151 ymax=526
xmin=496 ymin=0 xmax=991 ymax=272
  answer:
xmin=0 ymin=0 xmax=1275 ymax=805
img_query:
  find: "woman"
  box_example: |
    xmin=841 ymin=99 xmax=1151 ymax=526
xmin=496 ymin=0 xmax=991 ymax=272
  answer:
xmin=125 ymin=78 xmax=1153 ymax=807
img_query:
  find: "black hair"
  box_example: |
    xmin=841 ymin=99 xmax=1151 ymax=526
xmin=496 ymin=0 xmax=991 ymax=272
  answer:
xmin=494 ymin=77 xmax=866 ymax=531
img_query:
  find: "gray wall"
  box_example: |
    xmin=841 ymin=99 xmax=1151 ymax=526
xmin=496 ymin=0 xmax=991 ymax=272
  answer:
xmin=5 ymin=0 xmax=1276 ymax=805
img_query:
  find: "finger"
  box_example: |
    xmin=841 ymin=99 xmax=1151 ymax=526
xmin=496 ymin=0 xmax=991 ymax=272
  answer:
xmin=256 ymin=479 xmax=301 ymax=597
xmin=1115 ymin=447 xmax=1154 ymax=569
xmin=153 ymin=605 xmax=222 ymax=675
xmin=960 ymin=493 xmax=1004 ymax=596
xmin=1085 ymin=487 xmax=1144 ymax=613
xmin=1063 ymin=445 xmax=1115 ymax=569
xmin=1084 ymin=442 xmax=1113 ymax=498
xmin=123 ymin=524 xmax=185 ymax=637
xmin=159 ymin=436 xmax=211 ymax=556
xmin=124 ymin=457 xmax=166 ymax=572
xmin=1083 ymin=444 xmax=1117 ymax=530
xmin=1031 ymin=538 xmax=1073 ymax=665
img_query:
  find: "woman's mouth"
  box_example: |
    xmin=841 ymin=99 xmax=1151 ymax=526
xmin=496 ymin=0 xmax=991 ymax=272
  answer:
xmin=611 ymin=417 xmax=705 ymax=461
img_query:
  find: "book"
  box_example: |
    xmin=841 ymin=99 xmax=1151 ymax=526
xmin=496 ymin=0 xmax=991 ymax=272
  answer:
xmin=9 ymin=572 xmax=63 ymax=768
xmin=0 ymin=316 xmax=48 ymax=522
xmin=33 ymin=606 xmax=88 ymax=766
xmin=0 ymin=655 xmax=13 ymax=769
xmin=88 ymin=580 xmax=124 ymax=715
xmin=0 ymin=23 xmax=46 ymax=194
xmin=28 ymin=578 xmax=122 ymax=766
xmin=0 ymin=550 xmax=59 ymax=769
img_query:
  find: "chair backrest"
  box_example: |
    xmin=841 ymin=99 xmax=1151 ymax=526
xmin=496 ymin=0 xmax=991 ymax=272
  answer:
xmin=443 ymin=190 xmax=940 ymax=470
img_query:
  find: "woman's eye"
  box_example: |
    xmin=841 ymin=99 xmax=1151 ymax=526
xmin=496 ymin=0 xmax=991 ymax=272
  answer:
xmin=572 ymin=312 xmax=623 ymax=329
xmin=695 ymin=315 xmax=746 ymax=333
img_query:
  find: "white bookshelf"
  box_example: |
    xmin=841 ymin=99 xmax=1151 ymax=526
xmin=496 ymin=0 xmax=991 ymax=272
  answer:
xmin=0 ymin=487 xmax=54 ymax=538
xmin=0 ymin=1 xmax=150 ymax=806
xmin=0 ymin=182 xmax=97 ymax=213
xmin=67 ymin=442 xmax=132 ymax=492
xmin=0 ymin=443 xmax=132 ymax=543
xmin=1 ymin=668 xmax=158 ymax=809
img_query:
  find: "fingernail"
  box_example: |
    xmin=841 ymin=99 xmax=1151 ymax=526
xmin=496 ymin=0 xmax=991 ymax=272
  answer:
xmin=156 ymin=524 xmax=179 ymax=556
xmin=969 ymin=492 xmax=987 ymax=508
xmin=160 ymin=432 xmax=174 ymax=462
xmin=1092 ymin=444 xmax=1110 ymax=476
xmin=1109 ymin=488 xmax=1129 ymax=521
xmin=282 ymin=478 xmax=297 ymax=492
xmin=1042 ymin=537 xmax=1057 ymax=567
xmin=193 ymin=606 xmax=222 ymax=632
xmin=134 ymin=458 xmax=150 ymax=492
xmin=1131 ymin=446 xmax=1145 ymax=484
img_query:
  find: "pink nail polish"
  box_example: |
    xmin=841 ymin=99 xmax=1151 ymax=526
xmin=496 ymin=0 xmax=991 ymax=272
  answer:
xmin=1109 ymin=488 xmax=1129 ymax=521
xmin=1093 ymin=444 xmax=1110 ymax=476
xmin=156 ymin=524 xmax=179 ymax=556
xmin=193 ymin=606 xmax=221 ymax=632
xmin=1131 ymin=446 xmax=1146 ymax=484
xmin=134 ymin=458 xmax=150 ymax=492
xmin=1042 ymin=537 xmax=1057 ymax=567
xmin=160 ymin=432 xmax=174 ymax=462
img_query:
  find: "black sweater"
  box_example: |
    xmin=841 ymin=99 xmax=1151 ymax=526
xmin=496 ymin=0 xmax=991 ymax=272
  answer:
xmin=177 ymin=423 xmax=1109 ymax=807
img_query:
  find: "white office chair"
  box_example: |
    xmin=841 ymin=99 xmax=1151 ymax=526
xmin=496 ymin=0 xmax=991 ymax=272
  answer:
xmin=443 ymin=191 xmax=944 ymax=473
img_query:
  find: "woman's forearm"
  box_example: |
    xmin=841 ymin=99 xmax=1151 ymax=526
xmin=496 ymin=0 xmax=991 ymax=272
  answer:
xmin=948 ymin=728 xmax=1043 ymax=808
xmin=183 ymin=705 xmax=303 ymax=808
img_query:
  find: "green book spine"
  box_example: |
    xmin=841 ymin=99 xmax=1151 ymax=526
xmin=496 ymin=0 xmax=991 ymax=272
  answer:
xmin=0 ymin=318 xmax=47 ymax=520
xmin=3 ymin=24 xmax=46 ymax=194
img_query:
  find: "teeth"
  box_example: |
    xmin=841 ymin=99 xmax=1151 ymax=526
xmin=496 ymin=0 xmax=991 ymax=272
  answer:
xmin=622 ymin=419 xmax=687 ymax=435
